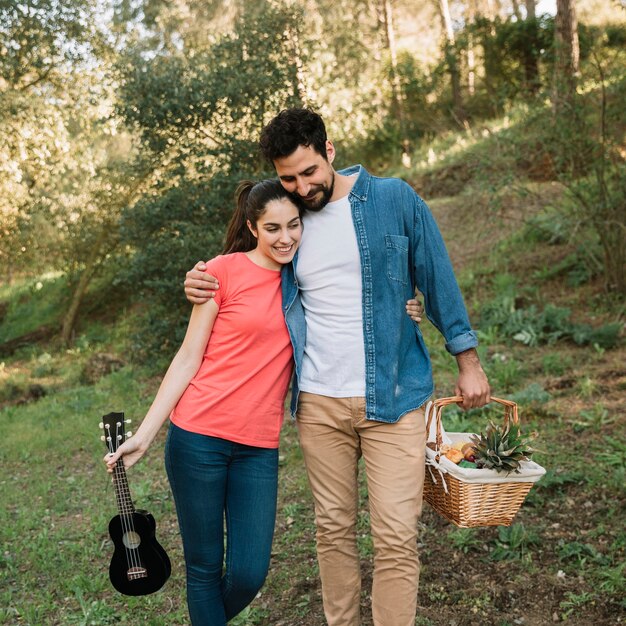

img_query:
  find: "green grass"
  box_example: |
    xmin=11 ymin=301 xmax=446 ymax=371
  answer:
xmin=0 ymin=352 xmax=189 ymax=625
xmin=2 ymin=328 xmax=623 ymax=625
xmin=0 ymin=273 xmax=67 ymax=342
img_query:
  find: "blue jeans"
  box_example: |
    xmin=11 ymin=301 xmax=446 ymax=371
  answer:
xmin=164 ymin=423 xmax=278 ymax=625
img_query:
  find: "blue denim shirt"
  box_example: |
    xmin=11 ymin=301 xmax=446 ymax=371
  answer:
xmin=281 ymin=164 xmax=478 ymax=422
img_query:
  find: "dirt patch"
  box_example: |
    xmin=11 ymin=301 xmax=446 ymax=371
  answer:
xmin=81 ymin=352 xmax=126 ymax=384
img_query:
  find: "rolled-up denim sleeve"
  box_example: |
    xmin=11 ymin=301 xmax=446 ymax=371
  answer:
xmin=410 ymin=190 xmax=478 ymax=355
xmin=445 ymin=329 xmax=478 ymax=355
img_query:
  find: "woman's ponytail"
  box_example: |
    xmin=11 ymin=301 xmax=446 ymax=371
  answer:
xmin=222 ymin=180 xmax=257 ymax=254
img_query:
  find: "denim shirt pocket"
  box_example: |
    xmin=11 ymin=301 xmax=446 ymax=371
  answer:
xmin=385 ymin=234 xmax=409 ymax=284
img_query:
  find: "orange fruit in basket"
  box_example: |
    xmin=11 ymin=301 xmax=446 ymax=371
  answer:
xmin=444 ymin=449 xmax=464 ymax=464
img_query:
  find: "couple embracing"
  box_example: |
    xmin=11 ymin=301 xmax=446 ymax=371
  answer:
xmin=105 ymin=107 xmax=490 ymax=626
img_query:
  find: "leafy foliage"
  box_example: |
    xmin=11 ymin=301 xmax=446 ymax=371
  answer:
xmin=112 ymin=2 xmax=307 ymax=359
xmin=478 ymin=276 xmax=622 ymax=349
xmin=470 ymin=419 xmax=536 ymax=473
xmin=0 ymin=0 xmax=111 ymax=270
xmin=1 ymin=0 xmax=624 ymax=354
xmin=118 ymin=176 xmax=239 ymax=362
xmin=489 ymin=523 xmax=540 ymax=561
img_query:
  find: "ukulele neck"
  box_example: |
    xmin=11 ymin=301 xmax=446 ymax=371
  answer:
xmin=112 ymin=464 xmax=136 ymax=516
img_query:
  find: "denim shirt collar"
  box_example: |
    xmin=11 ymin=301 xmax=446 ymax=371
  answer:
xmin=339 ymin=164 xmax=370 ymax=202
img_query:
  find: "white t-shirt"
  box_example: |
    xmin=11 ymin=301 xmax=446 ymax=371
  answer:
xmin=295 ymin=192 xmax=366 ymax=397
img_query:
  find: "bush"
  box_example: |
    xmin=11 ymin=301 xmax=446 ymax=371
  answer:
xmin=478 ymin=277 xmax=622 ymax=349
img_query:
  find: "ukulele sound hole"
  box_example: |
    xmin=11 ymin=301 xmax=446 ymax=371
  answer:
xmin=127 ymin=566 xmax=148 ymax=581
xmin=122 ymin=531 xmax=142 ymax=549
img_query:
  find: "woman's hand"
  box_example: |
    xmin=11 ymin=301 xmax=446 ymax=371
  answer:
xmin=103 ymin=435 xmax=149 ymax=473
xmin=406 ymin=298 xmax=423 ymax=323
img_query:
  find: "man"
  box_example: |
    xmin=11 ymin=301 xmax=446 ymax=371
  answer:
xmin=185 ymin=108 xmax=490 ymax=626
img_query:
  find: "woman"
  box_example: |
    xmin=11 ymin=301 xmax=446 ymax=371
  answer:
xmin=104 ymin=179 xmax=303 ymax=625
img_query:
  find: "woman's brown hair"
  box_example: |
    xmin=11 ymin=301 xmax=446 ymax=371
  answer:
xmin=222 ymin=179 xmax=298 ymax=254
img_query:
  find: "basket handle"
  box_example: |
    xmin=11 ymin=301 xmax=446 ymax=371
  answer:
xmin=426 ymin=396 xmax=519 ymax=453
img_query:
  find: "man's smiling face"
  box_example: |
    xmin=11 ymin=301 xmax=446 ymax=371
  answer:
xmin=273 ymin=142 xmax=336 ymax=212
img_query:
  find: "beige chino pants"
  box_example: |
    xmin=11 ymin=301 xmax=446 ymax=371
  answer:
xmin=296 ymin=392 xmax=426 ymax=626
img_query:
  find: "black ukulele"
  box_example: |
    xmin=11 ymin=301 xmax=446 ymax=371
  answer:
xmin=101 ymin=411 xmax=171 ymax=596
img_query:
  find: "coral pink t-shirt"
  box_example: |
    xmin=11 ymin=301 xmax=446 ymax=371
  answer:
xmin=171 ymin=253 xmax=293 ymax=448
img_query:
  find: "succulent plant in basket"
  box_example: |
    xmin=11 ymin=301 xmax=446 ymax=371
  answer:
xmin=470 ymin=420 xmax=537 ymax=473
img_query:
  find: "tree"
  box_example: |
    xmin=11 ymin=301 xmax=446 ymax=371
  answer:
xmin=113 ymin=1 xmax=307 ymax=358
xmin=521 ymin=0 xmax=541 ymax=95
xmin=543 ymin=17 xmax=625 ymax=295
xmin=0 ymin=0 xmax=104 ymax=91
xmin=436 ymin=0 xmax=467 ymax=126
xmin=553 ymin=0 xmax=580 ymax=112
xmin=466 ymin=0 xmax=477 ymax=97
xmin=0 ymin=0 xmax=108 ymax=282
xmin=379 ymin=0 xmax=411 ymax=165
xmin=59 ymin=151 xmax=154 ymax=345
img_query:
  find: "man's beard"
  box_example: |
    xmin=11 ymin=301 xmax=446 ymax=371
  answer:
xmin=291 ymin=172 xmax=335 ymax=213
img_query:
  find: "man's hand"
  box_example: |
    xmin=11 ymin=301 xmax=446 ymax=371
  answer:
xmin=454 ymin=348 xmax=491 ymax=410
xmin=184 ymin=261 xmax=220 ymax=305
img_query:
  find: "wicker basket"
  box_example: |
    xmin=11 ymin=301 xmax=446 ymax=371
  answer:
xmin=423 ymin=396 xmax=546 ymax=528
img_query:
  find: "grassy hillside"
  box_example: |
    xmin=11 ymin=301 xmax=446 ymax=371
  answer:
xmin=1 ymin=114 xmax=624 ymax=625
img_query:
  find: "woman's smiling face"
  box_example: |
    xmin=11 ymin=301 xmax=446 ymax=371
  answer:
xmin=247 ymin=197 xmax=303 ymax=270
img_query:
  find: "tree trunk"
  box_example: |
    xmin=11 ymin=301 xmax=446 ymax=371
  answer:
xmin=593 ymin=61 xmax=625 ymax=295
xmin=599 ymin=218 xmax=626 ymax=294
xmin=467 ymin=0 xmax=477 ymax=96
xmin=476 ymin=1 xmax=498 ymax=112
xmin=553 ymin=0 xmax=579 ymax=113
xmin=511 ymin=0 xmax=522 ymax=20
xmin=522 ymin=0 xmax=540 ymax=95
xmin=61 ymin=228 xmax=109 ymax=346
xmin=381 ymin=0 xmax=411 ymax=165
xmin=58 ymin=161 xmax=157 ymax=346
xmin=438 ymin=0 xmax=467 ymax=126
xmin=467 ymin=45 xmax=475 ymax=96
xmin=0 ymin=326 xmax=57 ymax=358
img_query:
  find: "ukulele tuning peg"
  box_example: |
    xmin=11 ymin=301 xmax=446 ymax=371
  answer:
xmin=126 ymin=431 xmax=133 ymax=438
xmin=125 ymin=419 xmax=131 ymax=424
xmin=99 ymin=422 xmax=104 ymax=429
xmin=100 ymin=435 xmax=106 ymax=441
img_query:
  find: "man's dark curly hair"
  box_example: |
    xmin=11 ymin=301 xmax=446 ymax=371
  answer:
xmin=259 ymin=108 xmax=328 ymax=163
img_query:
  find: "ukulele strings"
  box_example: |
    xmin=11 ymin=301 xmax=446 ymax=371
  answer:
xmin=107 ymin=421 xmax=142 ymax=576
xmin=113 ymin=420 xmax=142 ymax=575
xmin=111 ymin=423 xmax=140 ymax=575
